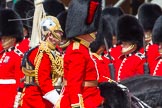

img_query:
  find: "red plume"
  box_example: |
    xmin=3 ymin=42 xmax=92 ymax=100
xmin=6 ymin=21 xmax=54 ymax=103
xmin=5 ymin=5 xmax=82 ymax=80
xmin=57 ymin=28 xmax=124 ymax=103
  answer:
xmin=86 ymin=0 xmax=99 ymax=25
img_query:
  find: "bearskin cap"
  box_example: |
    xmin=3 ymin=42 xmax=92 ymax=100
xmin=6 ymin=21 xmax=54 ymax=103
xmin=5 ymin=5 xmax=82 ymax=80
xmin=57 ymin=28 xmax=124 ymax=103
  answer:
xmin=90 ymin=11 xmax=113 ymax=52
xmin=152 ymin=15 xmax=162 ymax=44
xmin=66 ymin=0 xmax=102 ymax=39
xmin=117 ymin=14 xmax=144 ymax=48
xmin=102 ymin=6 xmax=124 ymax=17
xmin=43 ymin=0 xmax=65 ymax=17
xmin=57 ymin=10 xmax=67 ymax=40
xmin=138 ymin=3 xmax=162 ymax=32
xmin=26 ymin=9 xmax=35 ymax=37
xmin=0 ymin=9 xmax=23 ymax=42
xmin=102 ymin=7 xmax=124 ymax=36
xmin=13 ymin=0 xmax=34 ymax=29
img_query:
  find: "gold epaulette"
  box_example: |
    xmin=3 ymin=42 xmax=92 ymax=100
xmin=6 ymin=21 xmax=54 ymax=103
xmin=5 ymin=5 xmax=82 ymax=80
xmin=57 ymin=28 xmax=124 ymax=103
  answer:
xmin=92 ymin=53 xmax=103 ymax=60
xmin=76 ymin=37 xmax=90 ymax=48
xmin=72 ymin=41 xmax=80 ymax=50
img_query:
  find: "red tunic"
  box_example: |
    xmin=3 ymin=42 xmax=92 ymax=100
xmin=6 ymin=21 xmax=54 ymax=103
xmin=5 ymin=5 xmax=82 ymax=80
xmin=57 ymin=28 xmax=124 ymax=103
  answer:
xmin=59 ymin=41 xmax=103 ymax=108
xmin=21 ymin=47 xmax=54 ymax=108
xmin=0 ymin=48 xmax=24 ymax=108
xmin=109 ymin=45 xmax=122 ymax=62
xmin=91 ymin=53 xmax=111 ymax=83
xmin=110 ymin=45 xmax=145 ymax=82
xmin=147 ymin=44 xmax=162 ymax=76
xmin=16 ymin=38 xmax=30 ymax=54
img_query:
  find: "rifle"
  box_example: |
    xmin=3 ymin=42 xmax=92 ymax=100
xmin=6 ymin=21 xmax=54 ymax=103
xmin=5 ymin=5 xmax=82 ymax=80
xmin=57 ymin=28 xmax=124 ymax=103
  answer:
xmin=143 ymin=37 xmax=150 ymax=74
xmin=104 ymin=37 xmax=115 ymax=80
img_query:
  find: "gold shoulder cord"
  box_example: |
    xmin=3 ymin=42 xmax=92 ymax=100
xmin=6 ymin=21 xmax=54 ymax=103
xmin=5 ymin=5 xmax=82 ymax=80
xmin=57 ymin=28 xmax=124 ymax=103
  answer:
xmin=34 ymin=41 xmax=64 ymax=85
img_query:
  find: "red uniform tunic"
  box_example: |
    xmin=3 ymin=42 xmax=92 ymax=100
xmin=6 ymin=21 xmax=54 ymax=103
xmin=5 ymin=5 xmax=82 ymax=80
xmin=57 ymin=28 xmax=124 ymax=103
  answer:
xmin=147 ymin=44 xmax=162 ymax=76
xmin=21 ymin=47 xmax=55 ymax=108
xmin=109 ymin=45 xmax=122 ymax=63
xmin=0 ymin=47 xmax=24 ymax=108
xmin=59 ymin=41 xmax=103 ymax=108
xmin=91 ymin=53 xmax=111 ymax=83
xmin=16 ymin=38 xmax=30 ymax=54
xmin=110 ymin=45 xmax=145 ymax=82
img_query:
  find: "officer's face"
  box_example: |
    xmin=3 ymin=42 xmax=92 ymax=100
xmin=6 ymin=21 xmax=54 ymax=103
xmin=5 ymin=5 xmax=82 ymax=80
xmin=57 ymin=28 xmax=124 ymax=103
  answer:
xmin=121 ymin=41 xmax=137 ymax=55
xmin=47 ymin=31 xmax=63 ymax=45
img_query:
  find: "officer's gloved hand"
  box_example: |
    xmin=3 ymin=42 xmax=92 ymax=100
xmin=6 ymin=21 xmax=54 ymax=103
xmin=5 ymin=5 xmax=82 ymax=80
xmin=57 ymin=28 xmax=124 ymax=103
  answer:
xmin=13 ymin=91 xmax=22 ymax=108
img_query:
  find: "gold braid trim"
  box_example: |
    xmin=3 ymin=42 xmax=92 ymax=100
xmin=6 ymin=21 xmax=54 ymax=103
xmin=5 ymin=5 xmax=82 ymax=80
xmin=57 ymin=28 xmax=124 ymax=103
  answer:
xmin=34 ymin=41 xmax=64 ymax=85
xmin=34 ymin=49 xmax=43 ymax=85
xmin=48 ymin=50 xmax=63 ymax=84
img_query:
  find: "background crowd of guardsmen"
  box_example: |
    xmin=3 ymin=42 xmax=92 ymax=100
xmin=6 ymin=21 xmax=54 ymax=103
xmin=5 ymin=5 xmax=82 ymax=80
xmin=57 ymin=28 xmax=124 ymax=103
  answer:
xmin=0 ymin=0 xmax=162 ymax=108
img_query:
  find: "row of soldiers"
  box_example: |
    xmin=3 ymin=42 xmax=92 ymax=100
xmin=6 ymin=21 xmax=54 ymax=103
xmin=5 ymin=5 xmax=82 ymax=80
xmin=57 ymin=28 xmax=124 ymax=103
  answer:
xmin=0 ymin=0 xmax=162 ymax=108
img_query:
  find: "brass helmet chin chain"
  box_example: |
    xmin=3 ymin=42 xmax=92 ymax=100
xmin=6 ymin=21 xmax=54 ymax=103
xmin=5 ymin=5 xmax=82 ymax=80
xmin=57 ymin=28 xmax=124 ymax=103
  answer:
xmin=34 ymin=41 xmax=64 ymax=85
xmin=2 ymin=36 xmax=16 ymax=49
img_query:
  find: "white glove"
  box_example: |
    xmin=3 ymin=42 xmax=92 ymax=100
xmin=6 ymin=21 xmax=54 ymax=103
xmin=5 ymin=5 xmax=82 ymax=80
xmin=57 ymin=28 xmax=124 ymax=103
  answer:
xmin=43 ymin=89 xmax=60 ymax=105
xmin=13 ymin=92 xmax=22 ymax=108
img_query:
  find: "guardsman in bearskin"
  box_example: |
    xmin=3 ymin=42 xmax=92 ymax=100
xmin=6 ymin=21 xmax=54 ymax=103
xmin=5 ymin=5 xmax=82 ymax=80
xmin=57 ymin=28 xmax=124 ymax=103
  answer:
xmin=95 ymin=6 xmax=124 ymax=80
xmin=89 ymin=9 xmax=113 ymax=82
xmin=138 ymin=3 xmax=162 ymax=50
xmin=147 ymin=15 xmax=162 ymax=76
xmin=90 ymin=40 xmax=111 ymax=83
xmin=20 ymin=0 xmax=64 ymax=108
xmin=13 ymin=0 xmax=34 ymax=50
xmin=13 ymin=0 xmax=34 ymax=54
xmin=102 ymin=6 xmax=124 ymax=47
xmin=138 ymin=3 xmax=162 ymax=74
xmin=110 ymin=15 xmax=145 ymax=82
xmin=57 ymin=0 xmax=103 ymax=108
xmin=0 ymin=8 xmax=24 ymax=108
xmin=104 ymin=7 xmax=125 ymax=65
